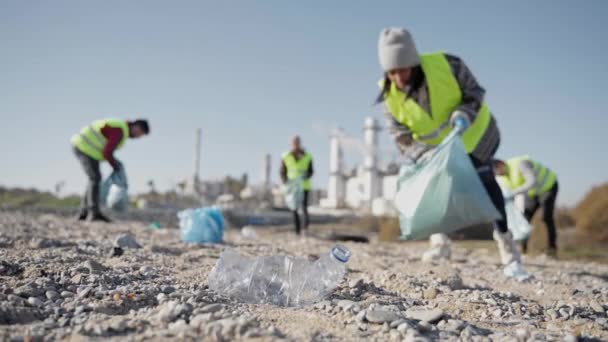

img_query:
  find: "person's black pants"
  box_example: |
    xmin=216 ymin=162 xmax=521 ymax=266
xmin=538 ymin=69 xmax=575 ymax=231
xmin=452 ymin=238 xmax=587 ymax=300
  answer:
xmin=470 ymin=155 xmax=509 ymax=233
xmin=293 ymin=190 xmax=310 ymax=235
xmin=521 ymin=182 xmax=559 ymax=253
xmin=73 ymin=147 xmax=101 ymax=213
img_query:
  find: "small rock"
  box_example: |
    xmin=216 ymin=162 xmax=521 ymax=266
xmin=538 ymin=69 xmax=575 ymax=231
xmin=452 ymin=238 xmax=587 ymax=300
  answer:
xmin=564 ymin=334 xmax=578 ymax=342
xmin=356 ymin=310 xmax=367 ymax=322
xmin=559 ymin=308 xmax=571 ymax=320
xmin=82 ymin=260 xmax=106 ymax=274
xmin=390 ymin=319 xmax=406 ymax=328
xmin=337 ymin=300 xmax=356 ymax=311
xmin=440 ymin=319 xmax=466 ymax=333
xmin=590 ymin=300 xmax=605 ymax=314
xmin=71 ymin=273 xmax=83 ymax=284
xmin=349 ymin=279 xmax=364 ymax=289
xmin=74 ymin=305 xmax=86 ymax=315
xmin=492 ymin=308 xmax=503 ymax=318
xmin=366 ymin=309 xmax=401 ymax=324
xmin=200 ymin=303 xmax=224 ymax=314
xmin=546 ymin=309 xmax=559 ymax=320
xmin=423 ymin=288 xmax=438 ymax=300
xmin=45 ymin=291 xmax=59 ymax=300
xmin=77 ymin=287 xmax=92 ymax=300
xmin=140 ymin=266 xmax=154 ymax=275
xmin=397 ymin=321 xmax=415 ymax=333
xmin=161 ymin=286 xmax=176 ymax=294
xmin=8 ymin=294 xmax=26 ymax=305
xmin=0 ymin=260 xmax=24 ymax=276
xmin=405 ymin=308 xmax=444 ymax=323
xmin=109 ymin=319 xmax=128 ymax=333
xmin=60 ymin=291 xmax=74 ymax=298
xmin=515 ymin=328 xmax=530 ymax=340
xmin=115 ymin=233 xmax=141 ymax=249
xmin=27 ymin=297 xmax=44 ymax=307
xmin=109 ymin=246 xmax=124 ymax=257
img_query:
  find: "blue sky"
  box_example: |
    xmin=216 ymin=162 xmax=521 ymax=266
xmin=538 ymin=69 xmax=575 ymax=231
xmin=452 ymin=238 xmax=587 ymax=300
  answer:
xmin=1 ymin=0 xmax=606 ymax=206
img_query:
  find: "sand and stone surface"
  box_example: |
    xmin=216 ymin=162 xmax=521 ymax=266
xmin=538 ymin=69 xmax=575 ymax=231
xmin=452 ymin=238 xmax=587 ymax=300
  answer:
xmin=1 ymin=209 xmax=607 ymax=341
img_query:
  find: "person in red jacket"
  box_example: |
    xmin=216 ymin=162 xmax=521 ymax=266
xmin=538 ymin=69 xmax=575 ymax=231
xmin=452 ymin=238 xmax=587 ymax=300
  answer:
xmin=71 ymin=119 xmax=150 ymax=222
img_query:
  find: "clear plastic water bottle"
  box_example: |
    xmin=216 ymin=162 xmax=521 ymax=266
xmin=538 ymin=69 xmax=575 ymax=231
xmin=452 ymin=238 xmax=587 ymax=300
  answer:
xmin=207 ymin=245 xmax=351 ymax=306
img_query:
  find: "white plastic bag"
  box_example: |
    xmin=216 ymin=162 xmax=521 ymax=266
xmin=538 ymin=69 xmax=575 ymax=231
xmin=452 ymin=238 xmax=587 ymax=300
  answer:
xmin=497 ymin=184 xmax=532 ymax=241
xmin=284 ymin=178 xmax=304 ymax=211
xmin=395 ymin=131 xmax=501 ymax=240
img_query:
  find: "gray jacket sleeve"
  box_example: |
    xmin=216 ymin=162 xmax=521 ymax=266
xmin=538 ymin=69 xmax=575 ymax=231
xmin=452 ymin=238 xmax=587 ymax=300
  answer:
xmin=383 ymin=110 xmax=433 ymax=160
xmin=445 ymin=54 xmax=486 ymax=122
xmin=511 ymin=160 xmax=538 ymax=196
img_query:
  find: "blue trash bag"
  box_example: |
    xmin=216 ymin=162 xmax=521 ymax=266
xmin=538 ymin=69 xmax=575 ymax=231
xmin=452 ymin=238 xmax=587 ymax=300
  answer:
xmin=284 ymin=178 xmax=304 ymax=211
xmin=99 ymin=167 xmax=129 ymax=212
xmin=395 ymin=131 xmax=501 ymax=240
xmin=497 ymin=184 xmax=532 ymax=241
xmin=178 ymin=207 xmax=224 ymax=243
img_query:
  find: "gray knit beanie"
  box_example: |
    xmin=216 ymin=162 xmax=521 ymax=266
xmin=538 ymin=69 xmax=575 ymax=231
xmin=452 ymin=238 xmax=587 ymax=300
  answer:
xmin=378 ymin=27 xmax=420 ymax=71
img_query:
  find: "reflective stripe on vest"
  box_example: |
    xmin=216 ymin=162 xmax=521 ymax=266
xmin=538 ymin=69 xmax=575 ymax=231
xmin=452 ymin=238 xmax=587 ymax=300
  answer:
xmin=282 ymin=151 xmax=312 ymax=190
xmin=380 ymin=52 xmax=492 ymax=153
xmin=498 ymin=156 xmax=557 ymax=197
xmin=71 ymin=119 xmax=129 ymax=161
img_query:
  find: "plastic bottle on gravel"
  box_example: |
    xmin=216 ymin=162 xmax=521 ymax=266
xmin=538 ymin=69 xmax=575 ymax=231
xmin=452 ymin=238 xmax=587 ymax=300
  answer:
xmin=207 ymin=245 xmax=351 ymax=306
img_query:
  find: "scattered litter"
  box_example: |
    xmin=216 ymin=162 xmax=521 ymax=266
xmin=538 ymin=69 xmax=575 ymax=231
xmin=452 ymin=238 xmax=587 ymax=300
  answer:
xmin=208 ymin=245 xmax=351 ymax=306
xmin=178 ymin=207 xmax=224 ymax=244
xmin=149 ymin=221 xmax=162 ymax=230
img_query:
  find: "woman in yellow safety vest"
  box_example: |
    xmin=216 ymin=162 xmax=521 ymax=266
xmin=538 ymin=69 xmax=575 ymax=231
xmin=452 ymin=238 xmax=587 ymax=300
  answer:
xmin=376 ymin=27 xmax=528 ymax=279
xmin=493 ymin=157 xmax=559 ymax=256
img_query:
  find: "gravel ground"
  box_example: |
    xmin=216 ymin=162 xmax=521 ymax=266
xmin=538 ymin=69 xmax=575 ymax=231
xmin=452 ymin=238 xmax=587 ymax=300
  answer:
xmin=0 ymin=209 xmax=606 ymax=341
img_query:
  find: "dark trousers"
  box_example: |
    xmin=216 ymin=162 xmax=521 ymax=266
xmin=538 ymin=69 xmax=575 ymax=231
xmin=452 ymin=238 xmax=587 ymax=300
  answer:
xmin=521 ymin=182 xmax=559 ymax=253
xmin=73 ymin=147 xmax=101 ymax=213
xmin=293 ymin=190 xmax=310 ymax=235
xmin=470 ymin=155 xmax=509 ymax=233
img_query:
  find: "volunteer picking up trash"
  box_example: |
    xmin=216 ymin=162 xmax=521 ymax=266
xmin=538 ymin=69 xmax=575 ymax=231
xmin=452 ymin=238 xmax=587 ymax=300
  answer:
xmin=376 ymin=27 xmax=529 ymax=280
xmin=493 ymin=157 xmax=559 ymax=257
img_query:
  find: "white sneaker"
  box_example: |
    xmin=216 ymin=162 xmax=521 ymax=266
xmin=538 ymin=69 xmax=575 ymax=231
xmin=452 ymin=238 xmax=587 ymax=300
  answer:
xmin=503 ymin=261 xmax=531 ymax=282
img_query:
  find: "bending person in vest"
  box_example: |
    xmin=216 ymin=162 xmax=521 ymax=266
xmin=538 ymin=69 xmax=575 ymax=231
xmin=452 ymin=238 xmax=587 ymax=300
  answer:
xmin=376 ymin=27 xmax=529 ymax=279
xmin=71 ymin=118 xmax=150 ymax=222
xmin=493 ymin=157 xmax=559 ymax=256
xmin=280 ymin=135 xmax=314 ymax=236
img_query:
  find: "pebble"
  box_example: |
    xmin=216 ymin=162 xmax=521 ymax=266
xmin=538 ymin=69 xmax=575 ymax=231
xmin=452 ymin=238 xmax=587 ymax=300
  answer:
xmin=349 ymin=279 xmax=364 ymax=289
xmin=337 ymin=300 xmax=356 ymax=311
xmin=115 ymin=233 xmax=141 ymax=249
xmin=405 ymin=308 xmax=444 ymax=323
xmin=546 ymin=308 xmax=559 ymax=320
xmin=161 ymin=286 xmax=176 ymax=294
xmin=45 ymin=290 xmax=59 ymax=300
xmin=423 ymin=288 xmax=438 ymax=300
xmin=200 ymin=303 xmax=225 ymax=314
xmin=590 ymin=300 xmax=605 ymax=314
xmin=356 ymin=310 xmax=367 ymax=322
xmin=27 ymin=297 xmax=43 ymax=307
xmin=82 ymin=260 xmax=106 ymax=274
xmin=60 ymin=291 xmax=74 ymax=298
xmin=366 ymin=309 xmax=401 ymax=324
xmin=559 ymin=308 xmax=571 ymax=320
xmin=140 ymin=266 xmax=154 ymax=274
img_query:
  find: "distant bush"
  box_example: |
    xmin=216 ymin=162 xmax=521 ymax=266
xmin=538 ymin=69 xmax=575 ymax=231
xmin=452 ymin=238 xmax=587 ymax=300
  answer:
xmin=572 ymin=183 xmax=608 ymax=242
xmin=0 ymin=186 xmax=80 ymax=209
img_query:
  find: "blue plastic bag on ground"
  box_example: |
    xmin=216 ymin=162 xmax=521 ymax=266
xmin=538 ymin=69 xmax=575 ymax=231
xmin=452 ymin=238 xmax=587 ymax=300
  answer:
xmin=497 ymin=184 xmax=532 ymax=241
xmin=100 ymin=167 xmax=129 ymax=212
xmin=178 ymin=207 xmax=224 ymax=243
xmin=284 ymin=178 xmax=304 ymax=211
xmin=395 ymin=131 xmax=501 ymax=240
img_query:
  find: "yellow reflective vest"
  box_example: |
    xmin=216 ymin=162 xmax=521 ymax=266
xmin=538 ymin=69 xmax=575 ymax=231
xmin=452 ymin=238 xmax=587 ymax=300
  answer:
xmin=71 ymin=119 xmax=129 ymax=161
xmin=282 ymin=151 xmax=312 ymax=190
xmin=381 ymin=52 xmax=492 ymax=153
